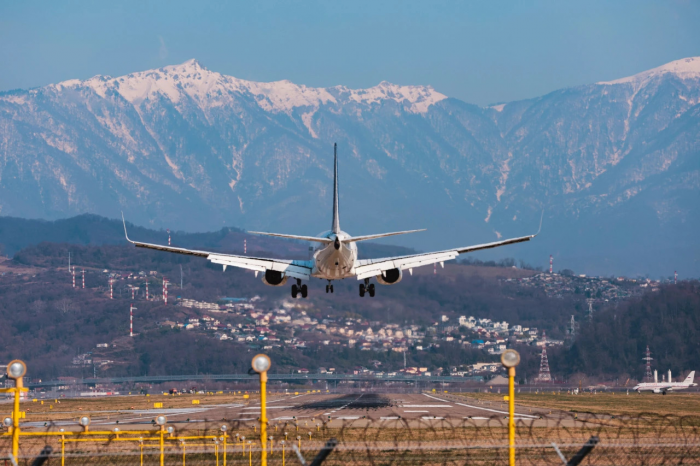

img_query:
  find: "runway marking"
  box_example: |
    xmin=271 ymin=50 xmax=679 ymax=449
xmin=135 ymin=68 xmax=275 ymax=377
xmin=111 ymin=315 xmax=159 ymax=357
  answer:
xmin=422 ymin=416 xmax=445 ymax=420
xmin=403 ymin=404 xmax=452 ymax=408
xmin=423 ymin=394 xmax=539 ymax=419
xmin=337 ymin=416 xmax=360 ymax=420
xmin=380 ymin=416 xmax=400 ymax=420
xmin=241 ymin=406 xmax=294 ymax=410
xmin=404 ymin=410 xmax=429 ymax=413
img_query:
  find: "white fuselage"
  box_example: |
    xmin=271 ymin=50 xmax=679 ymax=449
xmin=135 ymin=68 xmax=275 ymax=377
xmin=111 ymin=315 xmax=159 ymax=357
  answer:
xmin=310 ymin=231 xmax=358 ymax=280
xmin=632 ymin=382 xmax=697 ymax=393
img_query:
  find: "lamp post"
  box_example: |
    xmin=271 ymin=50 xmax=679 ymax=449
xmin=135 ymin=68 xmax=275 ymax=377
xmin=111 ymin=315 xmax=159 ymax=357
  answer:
xmin=501 ymin=349 xmax=521 ymax=466
xmin=79 ymin=416 xmax=91 ymax=433
xmin=156 ymin=415 xmax=167 ymax=466
xmin=2 ymin=360 xmax=28 ymax=460
xmin=251 ymin=354 xmax=271 ymax=466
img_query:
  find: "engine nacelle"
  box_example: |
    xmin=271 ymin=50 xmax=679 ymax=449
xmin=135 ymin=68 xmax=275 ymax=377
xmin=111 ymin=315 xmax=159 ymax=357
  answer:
xmin=653 ymin=388 xmax=663 ymax=394
xmin=376 ymin=268 xmax=402 ymax=285
xmin=262 ymin=270 xmax=288 ymax=287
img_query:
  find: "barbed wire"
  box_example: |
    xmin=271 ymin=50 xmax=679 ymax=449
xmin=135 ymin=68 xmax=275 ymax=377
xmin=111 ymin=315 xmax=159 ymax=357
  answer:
xmin=2 ymin=413 xmax=700 ymax=465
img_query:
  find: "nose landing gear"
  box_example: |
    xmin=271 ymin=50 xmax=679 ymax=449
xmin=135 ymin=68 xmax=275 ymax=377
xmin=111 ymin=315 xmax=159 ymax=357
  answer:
xmin=325 ymin=282 xmax=334 ymax=294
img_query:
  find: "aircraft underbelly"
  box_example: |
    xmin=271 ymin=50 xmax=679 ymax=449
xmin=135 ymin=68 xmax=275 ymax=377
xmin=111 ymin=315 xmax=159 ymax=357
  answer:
xmin=313 ymin=245 xmax=355 ymax=279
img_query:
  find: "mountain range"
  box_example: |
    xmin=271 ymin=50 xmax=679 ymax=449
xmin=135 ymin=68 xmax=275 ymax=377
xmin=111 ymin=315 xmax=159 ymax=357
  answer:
xmin=1 ymin=57 xmax=698 ymax=277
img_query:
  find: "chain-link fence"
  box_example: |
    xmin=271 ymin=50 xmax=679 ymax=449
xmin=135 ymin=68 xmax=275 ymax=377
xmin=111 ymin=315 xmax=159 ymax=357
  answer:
xmin=2 ymin=413 xmax=700 ymax=465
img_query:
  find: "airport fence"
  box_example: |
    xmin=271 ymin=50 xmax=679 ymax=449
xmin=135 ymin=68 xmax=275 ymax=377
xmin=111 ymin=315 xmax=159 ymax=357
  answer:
xmin=2 ymin=413 xmax=700 ymax=465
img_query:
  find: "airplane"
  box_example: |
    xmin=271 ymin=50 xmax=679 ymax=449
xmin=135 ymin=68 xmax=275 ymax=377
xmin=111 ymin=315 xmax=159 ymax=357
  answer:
xmin=122 ymin=143 xmax=540 ymax=298
xmin=632 ymin=370 xmax=696 ymax=395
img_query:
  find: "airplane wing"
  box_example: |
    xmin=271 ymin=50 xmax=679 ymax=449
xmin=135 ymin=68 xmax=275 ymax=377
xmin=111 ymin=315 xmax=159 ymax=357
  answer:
xmin=353 ymin=234 xmax=536 ymax=280
xmin=122 ymin=215 xmax=312 ymax=280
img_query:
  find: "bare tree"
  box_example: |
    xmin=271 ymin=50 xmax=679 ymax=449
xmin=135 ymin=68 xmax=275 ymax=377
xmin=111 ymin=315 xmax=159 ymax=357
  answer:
xmin=55 ymin=297 xmax=78 ymax=314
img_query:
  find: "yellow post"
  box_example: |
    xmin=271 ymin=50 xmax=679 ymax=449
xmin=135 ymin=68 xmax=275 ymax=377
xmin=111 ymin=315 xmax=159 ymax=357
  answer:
xmin=508 ymin=366 xmax=516 ymax=466
xmin=282 ymin=441 xmax=286 ymax=466
xmin=248 ymin=442 xmax=252 ymax=466
xmin=500 ymin=349 xmax=520 ymax=466
xmin=140 ymin=440 xmax=144 ymax=466
xmin=223 ymin=434 xmax=227 ymax=466
xmin=13 ymin=383 xmax=21 ymax=460
xmin=160 ymin=425 xmax=165 ymax=466
xmin=61 ymin=433 xmax=66 ymax=466
xmin=251 ymin=354 xmax=271 ymax=466
xmin=215 ymin=442 xmax=219 ymax=466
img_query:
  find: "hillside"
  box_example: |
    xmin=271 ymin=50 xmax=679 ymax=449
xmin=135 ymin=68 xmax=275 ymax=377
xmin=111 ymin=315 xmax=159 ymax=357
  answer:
xmin=1 ymin=58 xmax=699 ymax=276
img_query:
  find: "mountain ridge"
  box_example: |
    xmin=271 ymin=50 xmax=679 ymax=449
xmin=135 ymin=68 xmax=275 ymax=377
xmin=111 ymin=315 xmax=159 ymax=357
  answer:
xmin=0 ymin=57 xmax=698 ymax=276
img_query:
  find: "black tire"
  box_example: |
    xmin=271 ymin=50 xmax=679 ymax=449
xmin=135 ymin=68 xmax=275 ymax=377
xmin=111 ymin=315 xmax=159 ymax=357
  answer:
xmin=368 ymin=284 xmax=375 ymax=297
xmin=662 ymin=391 xmax=667 ymax=395
xmin=301 ymin=284 xmax=308 ymax=298
xmin=359 ymin=284 xmax=365 ymax=297
xmin=291 ymin=284 xmax=298 ymax=298
xmin=326 ymin=285 xmax=329 ymax=293
xmin=330 ymin=285 xmax=334 ymax=293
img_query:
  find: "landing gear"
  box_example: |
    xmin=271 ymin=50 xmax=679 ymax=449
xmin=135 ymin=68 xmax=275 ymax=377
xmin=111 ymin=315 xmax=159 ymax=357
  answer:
xmin=292 ymin=279 xmax=308 ymax=299
xmin=326 ymin=283 xmax=334 ymax=294
xmin=359 ymin=281 xmax=375 ymax=298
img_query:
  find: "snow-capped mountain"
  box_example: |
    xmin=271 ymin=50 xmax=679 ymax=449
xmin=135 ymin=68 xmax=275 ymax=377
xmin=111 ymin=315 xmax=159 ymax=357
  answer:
xmin=1 ymin=58 xmax=698 ymax=276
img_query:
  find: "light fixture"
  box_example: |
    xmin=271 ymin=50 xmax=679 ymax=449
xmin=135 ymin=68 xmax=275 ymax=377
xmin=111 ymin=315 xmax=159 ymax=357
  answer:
xmin=156 ymin=415 xmax=167 ymax=426
xmin=4 ymin=418 xmax=12 ymax=427
xmin=221 ymin=425 xmax=228 ymax=432
xmin=501 ymin=349 xmax=521 ymax=368
xmin=7 ymin=360 xmax=27 ymax=380
xmin=251 ymin=354 xmax=271 ymax=373
xmin=114 ymin=427 xmax=120 ymax=433
xmin=167 ymin=426 xmax=174 ymax=434
xmin=79 ymin=416 xmax=91 ymax=427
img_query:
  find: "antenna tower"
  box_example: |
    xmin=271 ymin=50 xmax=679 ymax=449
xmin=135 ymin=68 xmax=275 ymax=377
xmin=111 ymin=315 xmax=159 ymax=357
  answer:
xmin=587 ymin=300 xmax=594 ymax=321
xmin=130 ymin=304 xmax=136 ymax=337
xmin=674 ymin=271 xmax=678 ymax=284
xmin=82 ymin=269 xmax=85 ymax=289
xmin=549 ymin=255 xmax=553 ymax=274
xmin=535 ymin=331 xmax=552 ymax=383
xmin=72 ymin=268 xmax=76 ymax=288
xmin=109 ymin=278 xmax=114 ymax=300
xmin=167 ymin=229 xmax=171 ymax=246
xmin=163 ymin=278 xmax=168 ymax=305
xmin=569 ymin=315 xmax=576 ymax=337
xmin=130 ymin=286 xmax=136 ymax=301
xmin=145 ymin=280 xmax=149 ymax=300
xmin=643 ymin=346 xmax=653 ymax=382
xmin=244 ymin=239 xmax=247 ymax=255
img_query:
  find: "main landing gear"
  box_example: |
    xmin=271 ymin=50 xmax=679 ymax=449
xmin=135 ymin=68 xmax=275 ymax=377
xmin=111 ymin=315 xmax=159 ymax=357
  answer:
xmin=326 ymin=281 xmax=334 ymax=294
xmin=359 ymin=279 xmax=375 ymax=298
xmin=291 ymin=279 xmax=308 ymax=299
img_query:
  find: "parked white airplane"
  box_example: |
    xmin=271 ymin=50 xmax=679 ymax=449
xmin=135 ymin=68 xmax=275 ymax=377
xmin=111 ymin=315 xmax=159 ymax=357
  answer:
xmin=122 ymin=144 xmax=540 ymax=298
xmin=633 ymin=370 xmax=696 ymax=394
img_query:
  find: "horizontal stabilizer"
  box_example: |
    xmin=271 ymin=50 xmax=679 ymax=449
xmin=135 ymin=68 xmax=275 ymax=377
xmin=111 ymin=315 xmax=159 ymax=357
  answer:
xmin=248 ymin=231 xmax=332 ymax=243
xmin=345 ymin=229 xmax=426 ymax=243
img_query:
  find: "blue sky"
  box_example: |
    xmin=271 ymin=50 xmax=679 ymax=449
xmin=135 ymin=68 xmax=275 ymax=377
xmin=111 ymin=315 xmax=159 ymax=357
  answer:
xmin=1 ymin=0 xmax=698 ymax=105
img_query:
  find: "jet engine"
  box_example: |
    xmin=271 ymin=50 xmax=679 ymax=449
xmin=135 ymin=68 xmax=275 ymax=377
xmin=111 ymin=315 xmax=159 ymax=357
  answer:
xmin=262 ymin=270 xmax=288 ymax=287
xmin=376 ymin=268 xmax=402 ymax=285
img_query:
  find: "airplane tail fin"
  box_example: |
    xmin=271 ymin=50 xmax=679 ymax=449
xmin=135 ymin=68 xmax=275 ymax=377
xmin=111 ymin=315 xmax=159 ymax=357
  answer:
xmin=332 ymin=143 xmax=340 ymax=234
xmin=684 ymin=371 xmax=696 ymax=383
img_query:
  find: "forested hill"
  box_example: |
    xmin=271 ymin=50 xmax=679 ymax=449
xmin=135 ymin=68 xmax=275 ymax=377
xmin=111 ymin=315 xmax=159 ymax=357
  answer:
xmin=0 ymin=214 xmax=415 ymax=259
xmin=551 ymin=283 xmax=700 ymax=381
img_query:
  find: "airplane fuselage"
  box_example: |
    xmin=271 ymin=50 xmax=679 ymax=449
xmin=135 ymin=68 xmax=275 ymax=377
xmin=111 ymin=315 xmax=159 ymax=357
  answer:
xmin=310 ymin=230 xmax=358 ymax=280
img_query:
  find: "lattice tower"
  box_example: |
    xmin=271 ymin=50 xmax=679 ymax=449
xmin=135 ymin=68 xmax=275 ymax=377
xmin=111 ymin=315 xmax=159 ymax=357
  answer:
xmin=643 ymin=345 xmax=653 ymax=382
xmin=536 ymin=331 xmax=552 ymax=382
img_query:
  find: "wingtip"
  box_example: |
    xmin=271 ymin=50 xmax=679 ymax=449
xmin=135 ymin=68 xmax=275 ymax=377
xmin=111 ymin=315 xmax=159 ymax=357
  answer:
xmin=121 ymin=212 xmax=133 ymax=243
xmin=534 ymin=209 xmax=545 ymax=237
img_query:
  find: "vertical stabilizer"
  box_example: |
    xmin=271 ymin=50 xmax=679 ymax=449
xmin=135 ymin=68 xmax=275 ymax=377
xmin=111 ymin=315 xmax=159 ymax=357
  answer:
xmin=684 ymin=371 xmax=695 ymax=383
xmin=331 ymin=143 xmax=340 ymax=234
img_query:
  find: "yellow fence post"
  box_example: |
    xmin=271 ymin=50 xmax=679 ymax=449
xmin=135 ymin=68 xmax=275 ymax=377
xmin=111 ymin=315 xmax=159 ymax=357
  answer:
xmin=2 ymin=360 xmax=28 ymax=461
xmin=251 ymin=354 xmax=271 ymax=466
xmin=501 ymin=350 xmax=521 ymax=466
xmin=61 ymin=431 xmax=66 ymax=466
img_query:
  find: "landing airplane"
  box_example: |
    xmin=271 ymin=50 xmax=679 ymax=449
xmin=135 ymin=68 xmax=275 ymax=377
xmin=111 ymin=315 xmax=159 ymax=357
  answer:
xmin=632 ymin=371 xmax=696 ymax=395
xmin=122 ymin=144 xmax=540 ymax=298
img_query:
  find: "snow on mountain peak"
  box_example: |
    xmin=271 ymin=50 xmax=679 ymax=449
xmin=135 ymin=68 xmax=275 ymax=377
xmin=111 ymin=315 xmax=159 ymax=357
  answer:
xmin=46 ymin=60 xmax=446 ymax=114
xmin=598 ymin=57 xmax=700 ymax=86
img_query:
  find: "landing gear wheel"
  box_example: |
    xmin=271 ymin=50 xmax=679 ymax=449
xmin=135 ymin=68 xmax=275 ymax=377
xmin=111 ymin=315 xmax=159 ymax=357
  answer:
xmin=359 ymin=284 xmax=366 ymax=297
xmin=330 ymin=285 xmax=334 ymax=293
xmin=326 ymin=285 xmax=330 ymax=294
xmin=291 ymin=284 xmax=298 ymax=298
xmin=301 ymin=284 xmax=308 ymax=298
xmin=368 ymin=284 xmax=375 ymax=297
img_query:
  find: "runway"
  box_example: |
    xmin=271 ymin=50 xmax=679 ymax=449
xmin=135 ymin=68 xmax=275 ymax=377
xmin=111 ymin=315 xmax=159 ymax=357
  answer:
xmin=20 ymin=392 xmax=568 ymax=431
